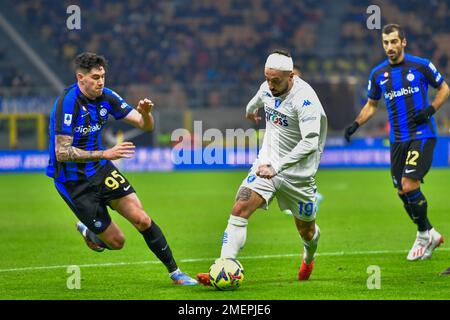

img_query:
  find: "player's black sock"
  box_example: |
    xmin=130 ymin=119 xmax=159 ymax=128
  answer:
xmin=140 ymin=221 xmax=178 ymax=273
xmin=405 ymin=189 xmax=432 ymax=232
xmin=398 ymin=192 xmax=433 ymax=230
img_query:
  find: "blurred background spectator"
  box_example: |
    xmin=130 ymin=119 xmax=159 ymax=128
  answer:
xmin=0 ymin=0 xmax=449 ymax=140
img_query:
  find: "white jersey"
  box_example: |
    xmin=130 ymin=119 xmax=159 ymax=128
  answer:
xmin=246 ymin=76 xmax=327 ymax=181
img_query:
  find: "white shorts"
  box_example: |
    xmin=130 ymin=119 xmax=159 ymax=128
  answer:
xmin=238 ymin=169 xmax=318 ymax=222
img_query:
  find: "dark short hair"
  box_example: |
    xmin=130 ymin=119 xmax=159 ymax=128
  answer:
xmin=271 ymin=49 xmax=291 ymax=57
xmin=74 ymin=52 xmax=108 ymax=73
xmin=382 ymin=24 xmax=405 ymax=41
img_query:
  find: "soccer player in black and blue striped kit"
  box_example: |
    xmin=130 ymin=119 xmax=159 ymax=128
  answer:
xmin=345 ymin=24 xmax=449 ymax=261
xmin=47 ymin=52 xmax=197 ymax=285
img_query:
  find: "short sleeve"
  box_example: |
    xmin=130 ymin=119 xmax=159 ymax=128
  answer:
xmin=421 ymin=59 xmax=444 ymax=88
xmin=105 ymin=89 xmax=134 ymax=120
xmin=54 ymin=93 xmax=78 ymax=136
xmin=367 ymin=70 xmax=381 ymax=100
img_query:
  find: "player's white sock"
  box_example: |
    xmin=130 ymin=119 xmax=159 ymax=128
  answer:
xmin=220 ymin=215 xmax=248 ymax=259
xmin=302 ymin=224 xmax=320 ymax=264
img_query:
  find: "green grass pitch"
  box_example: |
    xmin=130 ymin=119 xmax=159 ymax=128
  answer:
xmin=0 ymin=169 xmax=449 ymax=300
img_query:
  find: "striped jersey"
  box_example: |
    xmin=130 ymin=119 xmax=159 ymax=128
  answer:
xmin=46 ymin=84 xmax=133 ymax=182
xmin=367 ymin=54 xmax=444 ymax=143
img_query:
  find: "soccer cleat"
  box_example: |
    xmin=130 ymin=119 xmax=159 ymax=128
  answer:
xmin=298 ymin=257 xmax=314 ymax=281
xmin=421 ymin=228 xmax=444 ymax=260
xmin=170 ymin=270 xmax=198 ymax=286
xmin=196 ymin=272 xmax=212 ymax=286
xmin=76 ymin=221 xmax=105 ymax=252
xmin=406 ymin=231 xmax=431 ymax=261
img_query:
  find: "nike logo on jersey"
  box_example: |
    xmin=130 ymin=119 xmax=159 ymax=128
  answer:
xmin=380 ymin=79 xmax=389 ymax=85
xmin=404 ymin=169 xmax=416 ymax=174
xmin=81 ymin=112 xmax=89 ymax=118
xmin=123 ymin=185 xmax=131 ymax=191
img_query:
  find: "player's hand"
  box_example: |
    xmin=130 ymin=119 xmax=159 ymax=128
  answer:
xmin=246 ymin=112 xmax=262 ymax=124
xmin=103 ymin=142 xmax=136 ymax=160
xmin=256 ymin=164 xmax=277 ymax=179
xmin=137 ymin=98 xmax=154 ymax=114
xmin=344 ymin=121 xmax=360 ymax=143
xmin=414 ymin=105 xmax=435 ymax=125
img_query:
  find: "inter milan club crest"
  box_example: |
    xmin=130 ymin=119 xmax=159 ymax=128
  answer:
xmin=100 ymin=108 xmax=108 ymax=117
xmin=274 ymin=99 xmax=281 ymax=109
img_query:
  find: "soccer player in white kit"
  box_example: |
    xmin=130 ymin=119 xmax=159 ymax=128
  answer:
xmin=197 ymin=50 xmax=327 ymax=284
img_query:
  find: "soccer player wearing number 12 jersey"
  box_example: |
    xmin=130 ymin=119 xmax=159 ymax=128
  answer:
xmin=46 ymin=52 xmax=197 ymax=285
xmin=344 ymin=24 xmax=450 ymax=261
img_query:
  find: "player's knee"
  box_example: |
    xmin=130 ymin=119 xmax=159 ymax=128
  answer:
xmin=231 ymin=201 xmax=251 ymax=217
xmin=108 ymin=235 xmax=125 ymax=250
xmin=401 ymin=178 xmax=420 ymax=193
xmin=299 ymin=227 xmax=315 ymax=241
xmin=133 ymin=213 xmax=152 ymax=232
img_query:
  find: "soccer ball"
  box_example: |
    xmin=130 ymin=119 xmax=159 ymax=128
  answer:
xmin=209 ymin=258 xmax=244 ymax=291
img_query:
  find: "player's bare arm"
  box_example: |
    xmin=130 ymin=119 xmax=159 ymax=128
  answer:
xmin=355 ymin=98 xmax=379 ymax=126
xmin=345 ymin=98 xmax=378 ymax=142
xmin=430 ymin=81 xmax=450 ymax=112
xmin=55 ymin=135 xmax=135 ymax=162
xmin=123 ymin=98 xmax=155 ymax=131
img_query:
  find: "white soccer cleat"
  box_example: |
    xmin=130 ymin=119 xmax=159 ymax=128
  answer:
xmin=421 ymin=228 xmax=444 ymax=260
xmin=407 ymin=231 xmax=431 ymax=261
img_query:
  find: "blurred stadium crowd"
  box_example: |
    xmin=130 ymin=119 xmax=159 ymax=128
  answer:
xmin=0 ymin=0 xmax=449 ymax=133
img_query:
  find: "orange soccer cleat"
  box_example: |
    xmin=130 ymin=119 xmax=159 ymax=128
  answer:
xmin=298 ymin=258 xmax=314 ymax=281
xmin=196 ymin=273 xmax=212 ymax=286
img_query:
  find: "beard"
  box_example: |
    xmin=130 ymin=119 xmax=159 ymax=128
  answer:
xmin=271 ymin=86 xmax=288 ymax=97
xmin=387 ymin=50 xmax=401 ymax=62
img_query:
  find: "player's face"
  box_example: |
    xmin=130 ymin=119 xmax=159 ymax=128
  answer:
xmin=264 ymin=68 xmax=293 ymax=97
xmin=382 ymin=31 xmax=406 ymax=63
xmin=77 ymin=66 xmax=105 ymax=99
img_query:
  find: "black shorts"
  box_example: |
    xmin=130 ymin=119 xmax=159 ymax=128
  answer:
xmin=390 ymin=138 xmax=436 ymax=190
xmin=54 ymin=161 xmax=136 ymax=234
